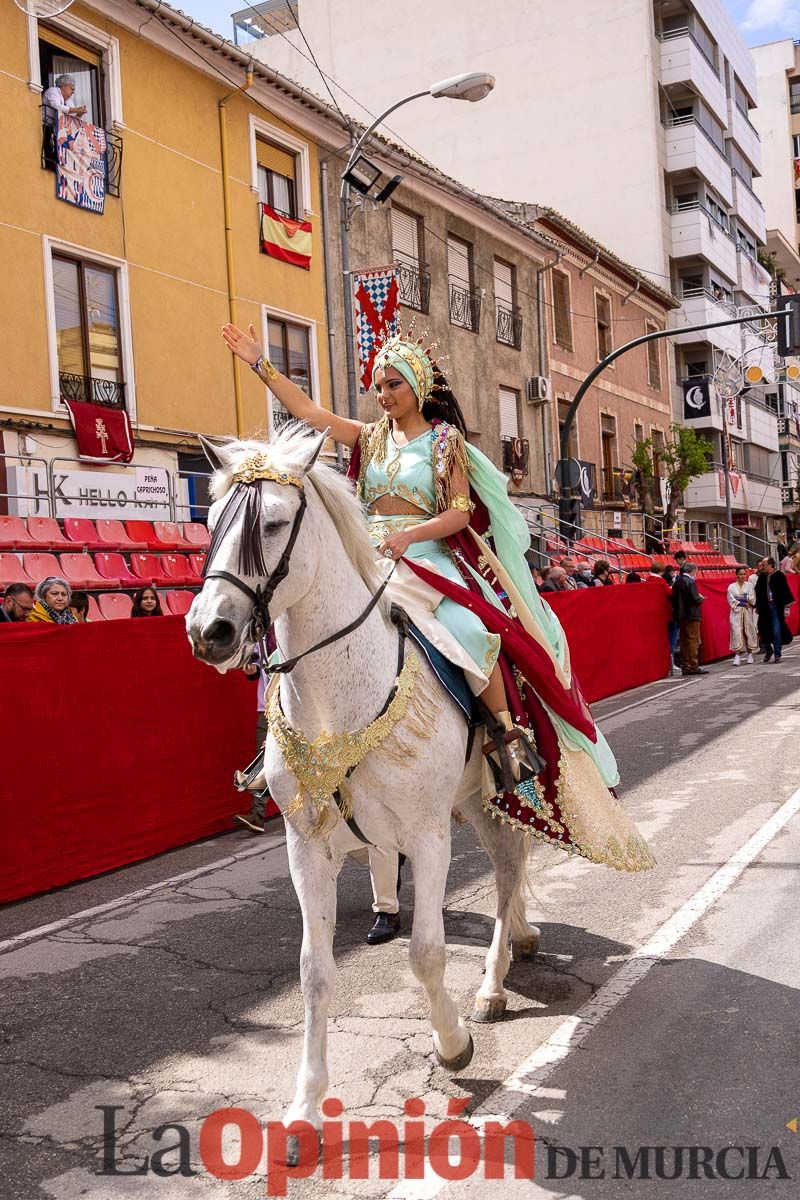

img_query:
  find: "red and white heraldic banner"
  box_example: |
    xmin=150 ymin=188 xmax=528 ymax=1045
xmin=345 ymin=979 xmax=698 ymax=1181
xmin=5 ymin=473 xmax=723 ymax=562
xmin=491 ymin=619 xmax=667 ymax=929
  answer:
xmin=65 ymin=399 xmax=134 ymax=465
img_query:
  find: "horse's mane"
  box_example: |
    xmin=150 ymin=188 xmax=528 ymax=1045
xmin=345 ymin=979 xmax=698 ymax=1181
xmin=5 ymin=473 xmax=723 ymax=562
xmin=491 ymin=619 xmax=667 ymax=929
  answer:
xmin=208 ymin=426 xmax=382 ymax=590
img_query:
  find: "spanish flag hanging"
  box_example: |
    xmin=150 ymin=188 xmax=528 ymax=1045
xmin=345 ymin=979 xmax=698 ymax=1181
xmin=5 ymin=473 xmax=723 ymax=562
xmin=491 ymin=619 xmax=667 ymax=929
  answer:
xmin=259 ymin=202 xmax=312 ymax=270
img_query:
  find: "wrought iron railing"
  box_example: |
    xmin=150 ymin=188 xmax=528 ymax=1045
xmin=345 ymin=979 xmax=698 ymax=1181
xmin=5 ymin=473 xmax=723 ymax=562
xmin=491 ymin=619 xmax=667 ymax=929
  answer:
xmin=59 ymin=371 xmax=126 ymax=409
xmin=449 ymin=279 xmax=481 ymax=333
xmin=601 ymin=466 xmax=624 ymax=502
xmin=41 ymin=105 xmax=123 ymax=198
xmin=496 ymin=302 xmax=522 ymax=349
xmin=395 ymin=259 xmax=431 ymax=314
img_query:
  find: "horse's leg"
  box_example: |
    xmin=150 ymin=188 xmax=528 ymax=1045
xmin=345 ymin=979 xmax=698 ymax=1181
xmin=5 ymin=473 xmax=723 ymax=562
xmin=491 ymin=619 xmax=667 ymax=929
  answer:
xmin=283 ymin=821 xmax=340 ymax=1132
xmin=458 ymin=792 xmax=539 ymax=1022
xmin=407 ymin=832 xmax=474 ymax=1070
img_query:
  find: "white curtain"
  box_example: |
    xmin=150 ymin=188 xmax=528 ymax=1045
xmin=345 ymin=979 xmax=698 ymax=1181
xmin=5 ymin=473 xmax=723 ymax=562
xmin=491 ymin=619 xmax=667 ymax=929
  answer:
xmin=52 ymin=55 xmax=97 ymax=125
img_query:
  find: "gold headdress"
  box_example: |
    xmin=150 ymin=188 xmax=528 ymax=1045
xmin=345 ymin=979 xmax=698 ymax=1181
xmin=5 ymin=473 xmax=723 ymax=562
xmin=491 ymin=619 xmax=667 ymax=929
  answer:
xmin=372 ymin=322 xmax=448 ymax=409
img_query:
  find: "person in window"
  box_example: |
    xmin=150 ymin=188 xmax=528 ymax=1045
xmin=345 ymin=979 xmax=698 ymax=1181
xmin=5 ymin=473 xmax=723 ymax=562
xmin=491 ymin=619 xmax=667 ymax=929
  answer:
xmin=131 ymin=587 xmax=164 ymax=617
xmin=43 ymin=74 xmax=87 ymax=120
xmin=27 ymin=577 xmax=77 ymax=625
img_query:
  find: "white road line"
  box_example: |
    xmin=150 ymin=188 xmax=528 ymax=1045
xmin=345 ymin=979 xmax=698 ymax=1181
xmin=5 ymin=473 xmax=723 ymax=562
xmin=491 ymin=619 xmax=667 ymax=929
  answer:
xmin=600 ymin=679 xmax=695 ymax=721
xmin=0 ymin=838 xmax=282 ymax=956
xmin=389 ymin=782 xmax=800 ymax=1200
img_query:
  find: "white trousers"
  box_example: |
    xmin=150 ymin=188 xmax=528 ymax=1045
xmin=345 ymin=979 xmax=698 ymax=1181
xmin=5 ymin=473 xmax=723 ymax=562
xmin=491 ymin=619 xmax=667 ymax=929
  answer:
xmin=367 ymin=847 xmax=399 ymax=914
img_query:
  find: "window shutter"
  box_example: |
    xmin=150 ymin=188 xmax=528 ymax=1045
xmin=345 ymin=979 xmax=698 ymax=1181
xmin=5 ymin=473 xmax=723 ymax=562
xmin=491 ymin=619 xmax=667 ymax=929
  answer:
xmin=552 ymin=271 xmax=572 ymax=349
xmin=499 ymin=387 xmax=519 ymax=438
xmin=391 ymin=208 xmax=420 ymax=265
xmin=447 ymin=235 xmax=471 ymax=284
xmin=647 ymin=326 xmax=661 ymax=388
xmin=494 ymin=259 xmax=513 ymax=306
xmin=256 ymin=139 xmax=296 ymax=178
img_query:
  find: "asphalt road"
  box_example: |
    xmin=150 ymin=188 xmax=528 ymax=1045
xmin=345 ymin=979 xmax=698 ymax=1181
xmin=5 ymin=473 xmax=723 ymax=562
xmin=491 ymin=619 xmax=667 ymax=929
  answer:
xmin=1 ymin=650 xmax=799 ymax=1199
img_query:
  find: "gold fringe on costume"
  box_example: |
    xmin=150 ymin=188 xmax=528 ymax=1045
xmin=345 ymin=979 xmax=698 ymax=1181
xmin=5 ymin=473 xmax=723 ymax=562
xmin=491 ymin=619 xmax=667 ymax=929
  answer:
xmin=268 ymin=649 xmax=441 ymax=828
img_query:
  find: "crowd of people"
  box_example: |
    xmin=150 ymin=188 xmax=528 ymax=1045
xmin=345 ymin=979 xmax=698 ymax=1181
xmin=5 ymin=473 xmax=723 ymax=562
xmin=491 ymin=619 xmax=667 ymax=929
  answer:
xmin=0 ymin=578 xmax=165 ymax=625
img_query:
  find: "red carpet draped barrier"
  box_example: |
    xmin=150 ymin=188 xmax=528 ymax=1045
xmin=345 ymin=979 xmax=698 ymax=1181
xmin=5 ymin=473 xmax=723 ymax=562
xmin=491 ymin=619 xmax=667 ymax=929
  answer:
xmin=0 ymin=617 xmax=261 ymax=905
xmin=546 ymin=582 xmax=672 ymax=702
xmin=698 ymin=574 xmax=800 ymax=663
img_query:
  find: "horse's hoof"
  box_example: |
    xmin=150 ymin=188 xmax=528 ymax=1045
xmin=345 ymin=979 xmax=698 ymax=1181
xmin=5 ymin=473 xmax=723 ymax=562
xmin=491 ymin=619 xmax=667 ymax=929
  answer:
xmin=435 ymin=1032 xmax=474 ymax=1071
xmin=511 ymin=933 xmax=540 ymax=962
xmin=471 ymin=995 xmax=508 ymax=1023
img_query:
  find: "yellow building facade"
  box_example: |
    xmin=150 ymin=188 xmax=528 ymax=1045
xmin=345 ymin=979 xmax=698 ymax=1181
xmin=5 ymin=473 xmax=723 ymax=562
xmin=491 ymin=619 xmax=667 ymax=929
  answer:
xmin=0 ymin=0 xmax=334 ymax=520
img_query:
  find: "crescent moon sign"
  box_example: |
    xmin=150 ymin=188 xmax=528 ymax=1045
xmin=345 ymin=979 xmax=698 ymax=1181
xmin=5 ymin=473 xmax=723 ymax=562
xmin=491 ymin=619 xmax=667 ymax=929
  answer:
xmin=686 ymin=386 xmax=706 ymax=410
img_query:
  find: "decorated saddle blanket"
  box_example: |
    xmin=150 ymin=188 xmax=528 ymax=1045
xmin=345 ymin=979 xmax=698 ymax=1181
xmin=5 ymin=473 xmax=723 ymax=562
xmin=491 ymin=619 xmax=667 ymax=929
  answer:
xmin=407 ymin=622 xmax=473 ymax=722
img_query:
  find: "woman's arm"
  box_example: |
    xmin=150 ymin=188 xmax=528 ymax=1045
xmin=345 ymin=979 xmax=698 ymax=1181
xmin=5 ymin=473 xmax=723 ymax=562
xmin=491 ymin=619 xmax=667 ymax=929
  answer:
xmin=222 ymin=323 xmax=363 ymax=449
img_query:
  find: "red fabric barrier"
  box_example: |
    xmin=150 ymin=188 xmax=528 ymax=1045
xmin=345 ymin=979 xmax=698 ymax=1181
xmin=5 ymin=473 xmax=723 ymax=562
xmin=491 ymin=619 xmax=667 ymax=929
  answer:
xmin=0 ymin=617 xmax=260 ymax=904
xmin=546 ymin=583 xmax=672 ymax=703
xmin=698 ymin=574 xmax=800 ymax=663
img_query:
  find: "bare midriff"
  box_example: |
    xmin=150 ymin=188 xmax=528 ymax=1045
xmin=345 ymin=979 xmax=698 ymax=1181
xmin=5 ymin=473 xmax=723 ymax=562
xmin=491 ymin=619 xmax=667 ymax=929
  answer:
xmin=367 ymin=496 xmax=429 ymax=517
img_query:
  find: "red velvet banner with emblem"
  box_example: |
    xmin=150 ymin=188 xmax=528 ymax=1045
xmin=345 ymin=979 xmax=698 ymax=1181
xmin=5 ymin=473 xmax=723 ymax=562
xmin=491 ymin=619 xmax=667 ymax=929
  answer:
xmin=65 ymin=399 xmax=134 ymax=464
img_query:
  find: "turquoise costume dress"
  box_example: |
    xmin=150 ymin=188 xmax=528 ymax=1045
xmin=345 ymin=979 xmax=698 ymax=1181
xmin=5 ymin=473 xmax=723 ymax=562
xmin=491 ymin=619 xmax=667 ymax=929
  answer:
xmin=362 ymin=427 xmax=501 ymax=680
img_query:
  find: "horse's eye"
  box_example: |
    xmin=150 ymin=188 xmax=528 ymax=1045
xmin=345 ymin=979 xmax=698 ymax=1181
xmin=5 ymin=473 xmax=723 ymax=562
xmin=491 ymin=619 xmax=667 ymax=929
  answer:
xmin=262 ymin=519 xmax=289 ymax=535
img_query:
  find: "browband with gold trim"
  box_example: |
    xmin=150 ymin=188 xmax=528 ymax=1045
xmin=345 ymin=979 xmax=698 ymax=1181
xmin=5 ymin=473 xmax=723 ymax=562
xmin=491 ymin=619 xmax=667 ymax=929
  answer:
xmin=232 ymin=451 xmax=304 ymax=490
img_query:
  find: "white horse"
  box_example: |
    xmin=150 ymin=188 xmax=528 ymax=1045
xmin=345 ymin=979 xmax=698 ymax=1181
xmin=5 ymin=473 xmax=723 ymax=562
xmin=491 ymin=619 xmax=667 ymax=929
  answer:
xmin=187 ymin=426 xmax=540 ymax=1133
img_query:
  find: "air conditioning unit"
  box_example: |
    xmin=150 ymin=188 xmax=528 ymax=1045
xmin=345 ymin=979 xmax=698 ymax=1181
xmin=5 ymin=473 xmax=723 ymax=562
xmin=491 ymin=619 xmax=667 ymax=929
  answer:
xmin=526 ymin=376 xmax=551 ymax=404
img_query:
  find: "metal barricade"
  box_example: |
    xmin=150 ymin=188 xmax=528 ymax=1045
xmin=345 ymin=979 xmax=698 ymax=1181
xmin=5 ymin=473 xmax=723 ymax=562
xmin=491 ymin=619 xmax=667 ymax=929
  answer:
xmin=0 ymin=452 xmax=53 ymax=517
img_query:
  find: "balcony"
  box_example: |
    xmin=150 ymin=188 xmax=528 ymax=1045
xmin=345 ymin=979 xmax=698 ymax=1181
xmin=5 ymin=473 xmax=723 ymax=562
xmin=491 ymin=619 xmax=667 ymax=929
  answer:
xmin=673 ymin=288 xmax=742 ymax=355
xmin=658 ymin=28 xmax=727 ymax=125
xmin=496 ymin=302 xmax=522 ymax=349
xmin=449 ymin=279 xmax=481 ymax=333
xmin=727 ymin=102 xmax=761 ymax=176
xmin=663 ymin=115 xmax=733 ymax=205
xmin=685 ymin=466 xmax=784 ymax=516
xmin=59 ymin=371 xmax=126 ymax=409
xmin=600 ymin=466 xmax=624 ymax=503
xmin=669 ymin=201 xmax=737 ymax=279
xmin=743 ymin=395 xmax=780 ymax=452
xmin=732 ymin=172 xmax=766 ymax=243
xmin=41 ymin=105 xmax=123 ymax=198
xmin=736 ymin=243 xmax=770 ymax=298
xmin=782 ymin=486 xmax=797 ymax=506
xmin=395 ymin=259 xmax=431 ymax=314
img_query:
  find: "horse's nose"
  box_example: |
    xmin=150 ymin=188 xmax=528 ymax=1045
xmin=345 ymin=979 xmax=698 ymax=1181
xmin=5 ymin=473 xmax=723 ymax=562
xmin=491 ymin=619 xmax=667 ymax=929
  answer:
xmin=191 ymin=617 xmax=238 ymax=662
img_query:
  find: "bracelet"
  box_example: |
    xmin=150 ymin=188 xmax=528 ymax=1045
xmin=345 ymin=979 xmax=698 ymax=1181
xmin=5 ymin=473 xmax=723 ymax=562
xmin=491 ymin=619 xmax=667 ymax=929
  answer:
xmin=251 ymin=355 xmax=279 ymax=382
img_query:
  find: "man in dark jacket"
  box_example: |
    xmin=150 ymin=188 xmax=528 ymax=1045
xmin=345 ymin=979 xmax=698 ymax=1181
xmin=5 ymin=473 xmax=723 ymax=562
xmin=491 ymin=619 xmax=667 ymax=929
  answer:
xmin=0 ymin=584 xmax=34 ymax=623
xmin=671 ymin=563 xmax=708 ymax=675
xmin=754 ymin=559 xmax=794 ymax=663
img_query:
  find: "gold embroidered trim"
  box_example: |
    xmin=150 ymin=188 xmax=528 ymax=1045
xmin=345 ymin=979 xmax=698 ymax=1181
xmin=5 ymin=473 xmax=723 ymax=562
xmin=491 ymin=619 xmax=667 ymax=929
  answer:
xmin=231 ymin=451 xmax=304 ymax=490
xmin=268 ymin=650 xmax=428 ymax=820
xmin=432 ymin=426 xmax=471 ymax=513
xmin=254 ymin=357 xmax=280 ymax=383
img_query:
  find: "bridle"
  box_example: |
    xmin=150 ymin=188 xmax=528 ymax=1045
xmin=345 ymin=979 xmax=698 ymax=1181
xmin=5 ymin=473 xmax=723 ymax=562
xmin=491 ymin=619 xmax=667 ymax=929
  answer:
xmin=202 ymin=476 xmax=394 ymax=675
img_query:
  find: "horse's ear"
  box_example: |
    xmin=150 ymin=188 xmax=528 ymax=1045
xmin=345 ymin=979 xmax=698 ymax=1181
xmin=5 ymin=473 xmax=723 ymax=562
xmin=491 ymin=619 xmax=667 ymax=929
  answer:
xmin=199 ymin=434 xmax=232 ymax=472
xmin=301 ymin=428 xmax=329 ymax=475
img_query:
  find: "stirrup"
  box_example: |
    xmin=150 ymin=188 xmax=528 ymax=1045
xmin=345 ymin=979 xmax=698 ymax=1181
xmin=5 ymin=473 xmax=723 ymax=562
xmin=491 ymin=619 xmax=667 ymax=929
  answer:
xmin=233 ymin=751 xmax=270 ymax=798
xmin=476 ymin=703 xmax=546 ymax=797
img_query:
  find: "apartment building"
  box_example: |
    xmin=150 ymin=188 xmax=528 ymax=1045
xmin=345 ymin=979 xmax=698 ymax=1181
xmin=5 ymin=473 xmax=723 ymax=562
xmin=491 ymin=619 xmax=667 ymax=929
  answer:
xmin=0 ymin=0 xmax=335 ymax=525
xmin=250 ymin=0 xmax=785 ymax=551
xmin=750 ymin=38 xmax=800 ymax=529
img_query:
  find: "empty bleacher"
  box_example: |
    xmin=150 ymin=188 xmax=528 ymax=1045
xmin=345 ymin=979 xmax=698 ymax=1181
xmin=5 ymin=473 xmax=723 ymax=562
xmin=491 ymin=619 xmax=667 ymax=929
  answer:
xmin=0 ymin=517 xmax=206 ymax=620
xmin=543 ymin=535 xmax=743 ymax=580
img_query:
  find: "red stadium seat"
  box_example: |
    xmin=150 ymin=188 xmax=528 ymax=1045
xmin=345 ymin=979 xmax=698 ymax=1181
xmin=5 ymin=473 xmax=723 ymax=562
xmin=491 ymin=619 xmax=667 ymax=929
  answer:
xmin=86 ymin=594 xmax=104 ymax=621
xmin=98 ymin=592 xmax=133 ymax=620
xmin=0 ymin=553 xmax=34 ymax=589
xmin=27 ymin=517 xmax=71 ymax=550
xmin=161 ymin=554 xmax=193 ymax=585
xmin=63 ymin=518 xmax=106 ymax=551
xmin=95 ymin=519 xmax=147 ymax=551
xmin=165 ymin=590 xmax=194 ymax=616
xmin=0 ymin=516 xmax=37 ymax=551
xmin=183 ymin=522 xmax=210 ymax=550
xmin=130 ymin=553 xmax=169 ymax=585
xmin=188 ymin=553 xmax=206 ymax=579
xmin=125 ymin=520 xmax=177 ymax=550
xmin=60 ymin=553 xmax=119 ymax=590
xmin=95 ymin=552 xmax=141 ymax=587
xmin=22 ymin=552 xmax=60 ymax=585
xmin=154 ymin=521 xmax=193 ymax=550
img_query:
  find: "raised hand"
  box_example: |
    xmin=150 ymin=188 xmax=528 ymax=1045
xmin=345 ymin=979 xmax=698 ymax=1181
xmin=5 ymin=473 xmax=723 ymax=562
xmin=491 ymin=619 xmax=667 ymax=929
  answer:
xmin=222 ymin=322 xmax=261 ymax=366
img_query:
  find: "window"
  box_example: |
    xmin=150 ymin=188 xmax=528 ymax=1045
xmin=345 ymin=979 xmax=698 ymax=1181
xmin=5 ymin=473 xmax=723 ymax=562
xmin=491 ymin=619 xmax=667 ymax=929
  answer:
xmin=791 ymin=78 xmax=800 ymax=115
xmin=651 ymin=429 xmax=665 ymax=477
xmin=256 ymin=139 xmax=296 ymax=218
xmin=52 ymin=253 xmax=124 ymax=407
xmin=552 ymin=270 xmax=573 ymax=350
xmin=734 ymin=76 xmax=750 ymax=117
xmin=646 ymin=321 xmax=662 ymax=389
xmin=793 ymin=133 xmax=800 ymax=159
xmin=729 ymin=144 xmax=755 ymax=189
xmin=601 ymin=414 xmax=618 ymax=500
xmin=686 ymin=358 xmax=709 ymax=378
xmin=392 ymin=206 xmax=429 ymax=312
xmin=494 ymin=258 xmax=521 ymax=348
xmin=39 ymin=26 xmax=103 ymax=126
xmin=595 ymin=293 xmax=612 ymax=359
xmin=634 ymin=422 xmax=645 ymax=445
xmin=447 ymin=234 xmax=479 ymax=331
xmin=499 ymin=386 xmax=519 ymax=439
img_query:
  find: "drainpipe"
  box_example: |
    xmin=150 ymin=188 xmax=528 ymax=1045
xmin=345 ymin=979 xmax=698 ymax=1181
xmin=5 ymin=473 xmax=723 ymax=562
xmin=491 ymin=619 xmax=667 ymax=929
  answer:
xmin=219 ymin=69 xmax=254 ymax=438
xmin=320 ymin=158 xmax=344 ymax=469
xmin=536 ymin=253 xmax=563 ymax=497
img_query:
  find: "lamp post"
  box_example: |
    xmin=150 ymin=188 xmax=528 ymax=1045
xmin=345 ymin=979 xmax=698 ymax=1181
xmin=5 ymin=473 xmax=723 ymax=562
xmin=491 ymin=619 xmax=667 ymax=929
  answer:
xmin=339 ymin=72 xmax=495 ymax=418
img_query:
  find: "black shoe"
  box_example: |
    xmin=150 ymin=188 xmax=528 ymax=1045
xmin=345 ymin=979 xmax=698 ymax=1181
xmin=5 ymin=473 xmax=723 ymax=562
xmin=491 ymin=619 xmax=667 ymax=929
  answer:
xmin=366 ymin=912 xmax=401 ymax=945
xmin=234 ymin=811 xmax=265 ymax=833
xmin=764 ymin=651 xmax=773 ymax=663
xmin=684 ymin=668 xmax=709 ymax=676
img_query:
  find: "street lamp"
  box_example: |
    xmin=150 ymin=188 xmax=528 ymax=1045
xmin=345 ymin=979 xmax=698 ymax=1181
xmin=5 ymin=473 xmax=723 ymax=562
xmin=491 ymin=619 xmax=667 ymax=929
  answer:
xmin=340 ymin=72 xmax=495 ymax=418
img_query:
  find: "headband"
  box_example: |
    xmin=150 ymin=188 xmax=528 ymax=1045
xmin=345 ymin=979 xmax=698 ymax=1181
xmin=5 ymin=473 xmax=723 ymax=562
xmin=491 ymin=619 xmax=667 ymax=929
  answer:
xmin=372 ymin=330 xmax=445 ymax=409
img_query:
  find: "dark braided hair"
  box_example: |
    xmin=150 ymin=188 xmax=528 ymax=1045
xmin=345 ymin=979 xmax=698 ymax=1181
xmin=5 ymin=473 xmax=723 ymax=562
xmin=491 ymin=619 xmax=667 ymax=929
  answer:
xmin=421 ymin=368 xmax=468 ymax=436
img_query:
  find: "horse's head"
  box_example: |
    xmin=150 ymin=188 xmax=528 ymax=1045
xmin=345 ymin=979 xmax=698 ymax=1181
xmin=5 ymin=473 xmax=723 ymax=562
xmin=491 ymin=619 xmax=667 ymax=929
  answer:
xmin=186 ymin=427 xmax=327 ymax=670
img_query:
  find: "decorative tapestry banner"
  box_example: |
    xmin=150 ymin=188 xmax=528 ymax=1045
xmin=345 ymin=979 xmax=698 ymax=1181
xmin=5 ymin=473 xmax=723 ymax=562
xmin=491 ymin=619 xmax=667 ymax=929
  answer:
xmin=353 ymin=265 xmax=400 ymax=392
xmin=55 ymin=114 xmax=107 ymax=214
xmin=64 ymin=398 xmax=134 ymax=464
